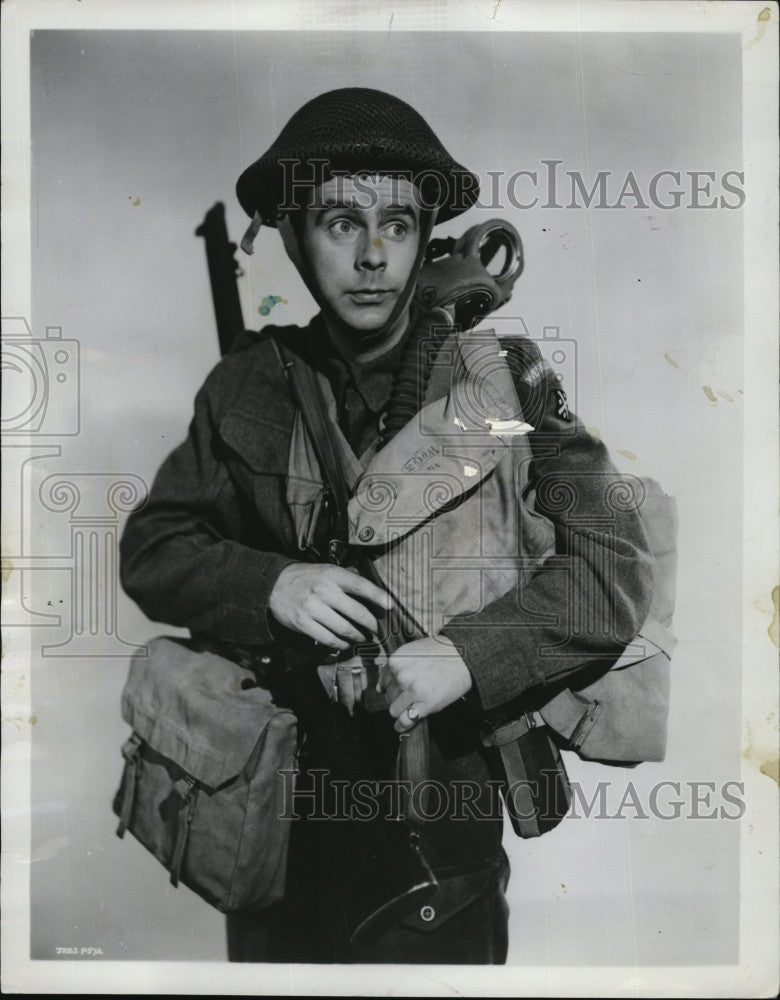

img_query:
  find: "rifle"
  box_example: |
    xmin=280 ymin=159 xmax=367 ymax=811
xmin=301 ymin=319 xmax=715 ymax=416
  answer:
xmin=196 ymin=202 xmax=245 ymax=357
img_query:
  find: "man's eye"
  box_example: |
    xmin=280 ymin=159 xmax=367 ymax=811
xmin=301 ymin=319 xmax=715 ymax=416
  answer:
xmin=384 ymin=221 xmax=408 ymax=239
xmin=330 ymin=219 xmax=356 ymax=236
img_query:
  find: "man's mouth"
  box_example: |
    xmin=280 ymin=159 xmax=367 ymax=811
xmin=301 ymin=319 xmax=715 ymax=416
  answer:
xmin=347 ymin=290 xmax=392 ymax=304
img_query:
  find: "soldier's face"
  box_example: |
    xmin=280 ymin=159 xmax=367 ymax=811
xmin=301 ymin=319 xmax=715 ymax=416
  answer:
xmin=301 ymin=175 xmax=422 ymax=336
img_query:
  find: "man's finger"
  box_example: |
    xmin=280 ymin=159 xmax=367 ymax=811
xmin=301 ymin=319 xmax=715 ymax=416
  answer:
xmin=377 ymin=661 xmax=400 ymax=692
xmin=336 ymin=569 xmax=393 ymax=610
xmin=304 ymin=618 xmax=350 ymax=650
xmin=324 ymin=589 xmax=380 ymax=637
xmin=384 ymin=680 xmax=403 ymax=708
xmin=394 ymin=703 xmax=426 ymax=734
xmin=388 ymin=689 xmax=416 ymax=721
xmin=384 ymin=655 xmax=412 ymax=688
xmin=335 ymin=663 xmax=366 ymax=716
xmin=310 ymin=603 xmax=366 ymax=644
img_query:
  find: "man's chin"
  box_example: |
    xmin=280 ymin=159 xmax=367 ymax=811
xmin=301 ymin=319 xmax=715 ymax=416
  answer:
xmin=332 ymin=305 xmax=399 ymax=340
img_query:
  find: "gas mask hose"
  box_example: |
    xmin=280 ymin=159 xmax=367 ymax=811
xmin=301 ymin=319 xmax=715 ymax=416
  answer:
xmin=378 ymin=306 xmax=452 ymax=448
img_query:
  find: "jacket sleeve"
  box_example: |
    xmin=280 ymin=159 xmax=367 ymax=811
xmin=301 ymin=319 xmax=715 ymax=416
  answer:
xmin=119 ymin=356 xmax=296 ymax=645
xmin=439 ymin=339 xmax=654 ymax=712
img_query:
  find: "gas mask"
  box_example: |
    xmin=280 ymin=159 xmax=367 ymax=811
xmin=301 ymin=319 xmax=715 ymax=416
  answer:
xmin=413 ymin=218 xmax=524 ymax=325
xmin=379 ymin=219 xmax=525 ymax=447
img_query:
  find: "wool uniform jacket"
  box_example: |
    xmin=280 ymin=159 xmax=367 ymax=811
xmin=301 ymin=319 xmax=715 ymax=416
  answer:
xmin=119 ymin=318 xmax=654 ymax=897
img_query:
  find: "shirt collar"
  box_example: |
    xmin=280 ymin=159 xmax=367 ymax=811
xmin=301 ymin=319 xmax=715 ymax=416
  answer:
xmin=317 ymin=313 xmax=412 ymax=413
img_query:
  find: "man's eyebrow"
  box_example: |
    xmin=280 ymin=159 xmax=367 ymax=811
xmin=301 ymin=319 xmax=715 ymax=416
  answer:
xmin=314 ymin=200 xmax=419 ymax=220
xmin=319 ymin=198 xmax=361 ymax=210
xmin=312 ymin=200 xmax=363 ymax=222
xmin=380 ymin=204 xmax=418 ymax=221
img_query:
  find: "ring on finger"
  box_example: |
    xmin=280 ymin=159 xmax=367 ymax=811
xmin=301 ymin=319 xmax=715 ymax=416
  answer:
xmin=407 ymin=705 xmax=420 ymax=722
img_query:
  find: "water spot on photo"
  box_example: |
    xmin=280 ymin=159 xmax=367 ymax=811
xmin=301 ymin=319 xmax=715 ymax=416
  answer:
xmin=259 ymin=295 xmax=288 ymax=316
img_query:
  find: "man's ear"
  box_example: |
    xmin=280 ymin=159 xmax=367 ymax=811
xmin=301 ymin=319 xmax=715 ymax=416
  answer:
xmin=277 ymin=213 xmax=322 ymax=310
xmin=288 ymin=208 xmax=307 ymax=240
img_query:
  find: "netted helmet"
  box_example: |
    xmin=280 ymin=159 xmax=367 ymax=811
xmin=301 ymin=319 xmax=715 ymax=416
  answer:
xmin=236 ymin=87 xmax=479 ymax=227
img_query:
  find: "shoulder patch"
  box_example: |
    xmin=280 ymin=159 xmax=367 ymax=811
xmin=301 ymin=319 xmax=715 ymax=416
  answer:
xmin=555 ymin=387 xmax=571 ymax=421
xmin=522 ymin=359 xmax=549 ymax=386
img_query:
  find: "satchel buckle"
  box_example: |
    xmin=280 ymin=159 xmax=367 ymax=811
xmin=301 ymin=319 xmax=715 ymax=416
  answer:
xmin=170 ymin=776 xmax=198 ymax=888
xmin=569 ymin=700 xmax=601 ymax=751
xmin=121 ymin=732 xmax=143 ymax=762
xmin=328 ymin=538 xmax=347 ymax=565
xmin=115 ymin=734 xmax=144 ymax=839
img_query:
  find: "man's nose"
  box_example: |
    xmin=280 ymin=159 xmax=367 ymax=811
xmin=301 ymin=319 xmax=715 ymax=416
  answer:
xmin=356 ymin=230 xmax=386 ymax=270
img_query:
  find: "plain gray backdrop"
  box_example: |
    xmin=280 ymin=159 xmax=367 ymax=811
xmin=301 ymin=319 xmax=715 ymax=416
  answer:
xmin=27 ymin=29 xmax=742 ymax=964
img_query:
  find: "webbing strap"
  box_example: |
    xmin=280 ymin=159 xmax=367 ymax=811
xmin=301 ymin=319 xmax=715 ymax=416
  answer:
xmin=539 ymin=688 xmax=602 ymax=744
xmin=272 ymin=332 xmax=423 ymax=640
xmin=271 ymin=332 xmax=432 ymax=826
xmin=480 ymin=712 xmax=550 ymax=837
xmin=115 ymin=734 xmax=142 ymax=838
xmin=397 ymin=724 xmax=432 ymax=821
xmin=495 ymin=740 xmax=539 ymax=838
xmin=169 ymin=778 xmax=198 ymax=888
xmin=480 ymin=713 xmax=543 ymax=748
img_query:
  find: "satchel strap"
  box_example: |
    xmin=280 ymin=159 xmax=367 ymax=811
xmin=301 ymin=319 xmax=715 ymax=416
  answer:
xmin=169 ymin=776 xmax=199 ymax=888
xmin=479 ymin=712 xmax=549 ymax=837
xmin=480 ymin=712 xmax=543 ymax=748
xmin=492 ymin=734 xmax=540 ymax=838
xmin=115 ymin=733 xmax=143 ymax=839
xmin=270 ymin=333 xmax=351 ymax=535
xmin=397 ymin=725 xmax=433 ymax=823
xmin=538 ymin=689 xmax=603 ymax=747
xmin=270 ymin=332 xmax=421 ymax=635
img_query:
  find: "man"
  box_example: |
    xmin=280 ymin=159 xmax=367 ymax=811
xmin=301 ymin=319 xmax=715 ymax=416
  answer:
xmin=120 ymin=87 xmax=653 ymax=964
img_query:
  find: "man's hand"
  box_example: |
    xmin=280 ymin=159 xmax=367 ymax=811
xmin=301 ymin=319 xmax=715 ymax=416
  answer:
xmin=379 ymin=635 xmax=474 ymax=733
xmin=268 ymin=563 xmax=393 ymax=649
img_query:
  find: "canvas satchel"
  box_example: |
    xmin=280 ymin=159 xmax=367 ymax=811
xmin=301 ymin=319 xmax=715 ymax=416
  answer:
xmin=113 ymin=637 xmax=298 ymax=913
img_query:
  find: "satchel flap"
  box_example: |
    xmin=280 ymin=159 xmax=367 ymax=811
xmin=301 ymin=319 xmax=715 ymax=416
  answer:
xmin=121 ymin=637 xmax=286 ymax=789
xmin=539 ymin=619 xmax=674 ymax=742
xmin=539 ymin=650 xmax=670 ymax=761
xmin=348 ymin=328 xmax=532 ymax=548
xmin=636 ymin=478 xmax=678 ymax=629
